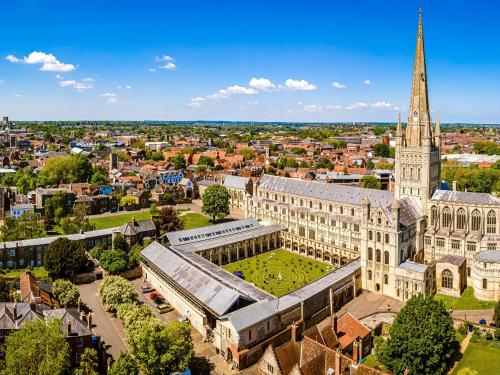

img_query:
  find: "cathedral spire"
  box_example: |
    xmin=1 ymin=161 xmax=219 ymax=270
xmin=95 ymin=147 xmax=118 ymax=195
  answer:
xmin=406 ymin=8 xmax=432 ymax=147
xmin=396 ymin=112 xmax=402 ymax=136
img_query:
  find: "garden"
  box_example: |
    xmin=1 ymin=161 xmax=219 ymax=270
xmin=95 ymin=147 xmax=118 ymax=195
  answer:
xmin=223 ymin=248 xmax=333 ymax=297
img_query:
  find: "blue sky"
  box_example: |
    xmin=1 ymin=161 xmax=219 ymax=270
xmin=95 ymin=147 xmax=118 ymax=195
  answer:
xmin=0 ymin=0 xmax=499 ymax=122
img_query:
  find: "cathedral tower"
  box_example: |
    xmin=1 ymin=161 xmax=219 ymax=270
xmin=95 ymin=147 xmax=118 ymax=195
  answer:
xmin=394 ymin=9 xmax=441 ymax=210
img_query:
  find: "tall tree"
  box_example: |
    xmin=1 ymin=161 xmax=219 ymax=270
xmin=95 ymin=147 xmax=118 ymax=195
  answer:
xmin=44 ymin=191 xmax=69 ymax=221
xmin=60 ymin=203 xmax=96 ymax=234
xmin=372 ymin=143 xmax=391 ymax=158
xmin=74 ymin=348 xmax=99 ymax=375
xmin=362 ymin=175 xmax=382 ymax=189
xmin=378 ymin=295 xmax=458 ymax=375
xmin=170 ymin=153 xmax=186 ymax=170
xmin=4 ymin=318 xmax=70 ymax=375
xmin=98 ymin=275 xmax=137 ymax=312
xmin=201 ymin=184 xmax=230 ymax=222
xmin=53 ymin=279 xmax=80 ymax=307
xmin=127 ymin=320 xmax=193 ymax=375
xmin=108 ymin=352 xmax=139 ymax=375
xmin=154 ymin=206 xmax=183 ymax=235
xmin=0 ymin=279 xmax=15 ymax=302
xmin=44 ymin=238 xmax=93 ymax=280
xmin=0 ymin=212 xmax=46 ymax=241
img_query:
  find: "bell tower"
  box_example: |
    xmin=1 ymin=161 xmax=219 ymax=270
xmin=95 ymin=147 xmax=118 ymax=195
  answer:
xmin=394 ymin=9 xmax=441 ymax=211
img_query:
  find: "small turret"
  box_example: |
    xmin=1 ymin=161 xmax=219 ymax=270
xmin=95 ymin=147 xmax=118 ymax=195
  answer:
xmin=434 ymin=115 xmax=441 ymax=147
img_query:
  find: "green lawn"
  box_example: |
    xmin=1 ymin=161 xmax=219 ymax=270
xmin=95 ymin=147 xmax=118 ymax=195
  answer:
xmin=434 ymin=287 xmax=497 ymax=310
xmin=223 ymin=249 xmax=333 ymax=297
xmin=363 ymin=355 xmax=387 ymax=372
xmin=180 ymin=212 xmax=212 ymax=230
xmin=89 ymin=211 xmax=152 ymax=229
xmin=0 ymin=267 xmax=48 ymax=279
xmin=453 ymin=342 xmax=500 ymax=374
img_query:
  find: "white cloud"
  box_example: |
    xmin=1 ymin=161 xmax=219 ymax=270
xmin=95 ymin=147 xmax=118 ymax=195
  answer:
xmin=249 ymin=77 xmax=276 ymax=91
xmin=125 ymin=85 xmax=132 ymax=89
xmin=345 ymin=102 xmax=368 ymax=110
xmin=59 ymin=79 xmax=94 ymax=92
xmin=156 ymin=55 xmax=176 ymax=70
xmin=284 ymin=78 xmax=316 ymax=91
xmin=326 ymin=104 xmax=342 ymax=110
xmin=156 ymin=55 xmax=174 ymax=62
xmin=160 ymin=62 xmax=176 ymax=70
xmin=82 ymin=77 xmax=95 ymax=82
xmin=148 ymin=68 xmax=157 ymax=72
xmin=188 ymin=97 xmax=206 ymax=108
xmin=363 ymin=79 xmax=372 ymax=85
xmin=207 ymin=85 xmax=258 ymax=100
xmin=55 ymin=74 xmax=64 ymax=80
xmin=370 ymin=101 xmax=392 ymax=108
xmin=303 ymin=104 xmax=323 ymax=113
xmin=14 ymin=94 xmax=23 ymax=98
xmin=331 ymin=81 xmax=347 ymax=89
xmin=0 ymin=80 xmax=4 ymax=84
xmin=118 ymin=84 xmax=132 ymax=90
xmin=6 ymin=51 xmax=76 ymax=72
xmin=100 ymin=92 xmax=120 ymax=104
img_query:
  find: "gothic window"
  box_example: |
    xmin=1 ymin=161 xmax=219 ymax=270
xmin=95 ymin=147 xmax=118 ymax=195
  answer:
xmin=442 ymin=269 xmax=453 ymax=289
xmin=369 ymin=231 xmax=373 ymax=240
xmin=310 ymin=215 xmax=315 ymax=222
xmin=456 ymin=208 xmax=466 ymax=230
xmin=487 ymin=210 xmax=496 ymax=234
xmin=376 ymin=232 xmax=381 ymax=242
xmin=299 ymin=227 xmax=305 ymax=237
xmin=329 ymin=205 xmax=333 ymax=212
xmin=417 ymin=168 xmax=421 ymax=180
xmin=340 ymin=207 xmax=344 ymax=214
xmin=384 ymin=274 xmax=388 ymax=285
xmin=376 ymin=249 xmax=381 ymax=263
xmin=384 ymin=251 xmax=389 ymax=265
xmin=368 ymin=270 xmax=372 ymax=280
xmin=308 ymin=229 xmax=316 ymax=240
xmin=442 ymin=207 xmax=452 ymax=228
xmin=482 ymin=278 xmax=487 ymax=289
xmin=431 ymin=206 xmax=438 ymax=226
xmin=385 ymin=233 xmax=389 ymax=243
xmin=291 ymin=197 xmax=295 ymax=204
xmin=319 ymin=203 xmax=322 ymax=210
xmin=471 ymin=210 xmax=481 ymax=231
xmin=309 ymin=201 xmax=313 ymax=209
xmin=368 ymin=247 xmax=373 ymax=261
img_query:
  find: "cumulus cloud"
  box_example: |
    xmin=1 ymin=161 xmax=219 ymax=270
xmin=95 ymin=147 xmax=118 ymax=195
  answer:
xmin=6 ymin=51 xmax=75 ymax=72
xmin=55 ymin=74 xmax=64 ymax=80
xmin=284 ymin=78 xmax=316 ymax=91
xmin=81 ymin=77 xmax=95 ymax=82
xmin=188 ymin=97 xmax=206 ymax=108
xmin=370 ymin=101 xmax=399 ymax=110
xmin=363 ymin=79 xmax=372 ymax=85
xmin=345 ymin=102 xmax=368 ymax=110
xmin=100 ymin=92 xmax=120 ymax=104
xmin=148 ymin=68 xmax=157 ymax=72
xmin=331 ymin=81 xmax=347 ymax=89
xmin=303 ymin=104 xmax=324 ymax=113
xmin=59 ymin=79 xmax=94 ymax=92
xmin=249 ymin=77 xmax=276 ymax=91
xmin=155 ymin=55 xmax=177 ymax=70
xmin=160 ymin=62 xmax=176 ymax=70
xmin=207 ymin=85 xmax=258 ymax=100
xmin=14 ymin=94 xmax=23 ymax=97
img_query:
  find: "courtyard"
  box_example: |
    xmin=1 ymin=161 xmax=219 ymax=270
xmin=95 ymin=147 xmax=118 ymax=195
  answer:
xmin=453 ymin=342 xmax=500 ymax=374
xmin=223 ymin=248 xmax=333 ymax=297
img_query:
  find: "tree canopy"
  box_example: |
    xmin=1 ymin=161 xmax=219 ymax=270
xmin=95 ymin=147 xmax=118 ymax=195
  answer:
xmin=154 ymin=206 xmax=184 ymax=235
xmin=170 ymin=153 xmax=186 ymax=170
xmin=378 ymin=294 xmax=458 ymax=375
xmin=201 ymin=184 xmax=230 ymax=222
xmin=60 ymin=203 xmax=95 ymax=234
xmin=53 ymin=279 xmax=80 ymax=307
xmin=372 ymin=143 xmax=393 ymax=158
xmin=0 ymin=212 xmax=46 ymax=242
xmin=44 ymin=237 xmax=93 ymax=280
xmin=98 ymin=275 xmax=137 ymax=312
xmin=108 ymin=352 xmax=140 ymax=375
xmin=4 ymin=318 xmax=70 ymax=375
xmin=362 ymin=175 xmax=382 ymax=189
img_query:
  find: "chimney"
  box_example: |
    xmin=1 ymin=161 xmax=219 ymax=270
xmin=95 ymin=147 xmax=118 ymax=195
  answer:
xmin=87 ymin=313 xmax=92 ymax=329
xmin=334 ymin=348 xmax=342 ymax=375
xmin=67 ymin=321 xmax=72 ymax=336
xmin=353 ymin=339 xmax=359 ymax=363
xmin=132 ymin=217 xmax=137 ymax=226
xmin=452 ymin=181 xmax=457 ymax=192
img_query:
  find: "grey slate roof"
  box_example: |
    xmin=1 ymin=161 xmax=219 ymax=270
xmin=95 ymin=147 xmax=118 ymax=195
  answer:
xmin=396 ymin=196 xmax=423 ymax=227
xmin=258 ymin=175 xmax=394 ymax=207
xmin=475 ymin=250 xmax=500 ymax=264
xmin=437 ymin=255 xmax=466 ymax=267
xmin=223 ymin=175 xmax=249 ymax=190
xmin=141 ymin=242 xmax=244 ymax=316
xmin=397 ymin=260 xmax=428 ymax=273
xmin=431 ymin=189 xmax=500 ymax=206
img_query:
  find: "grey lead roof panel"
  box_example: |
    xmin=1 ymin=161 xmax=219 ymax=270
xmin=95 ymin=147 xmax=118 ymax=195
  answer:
xmin=397 ymin=260 xmax=428 ymax=273
xmin=431 ymin=189 xmax=500 ymax=206
xmin=223 ymin=175 xmax=249 ymax=190
xmin=258 ymin=175 xmax=394 ymax=207
xmin=141 ymin=242 xmax=243 ymax=316
xmin=475 ymin=250 xmax=500 ymax=263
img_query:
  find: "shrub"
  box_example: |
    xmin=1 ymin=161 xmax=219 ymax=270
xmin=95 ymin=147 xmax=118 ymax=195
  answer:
xmin=100 ymin=249 xmax=129 ymax=275
xmin=485 ymin=332 xmax=493 ymax=340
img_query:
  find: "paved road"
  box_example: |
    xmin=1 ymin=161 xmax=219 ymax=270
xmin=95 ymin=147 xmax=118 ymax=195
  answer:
xmin=78 ymin=282 xmax=128 ymax=360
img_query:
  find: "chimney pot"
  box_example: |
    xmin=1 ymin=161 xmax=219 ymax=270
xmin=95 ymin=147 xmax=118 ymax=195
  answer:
xmin=67 ymin=321 xmax=72 ymax=336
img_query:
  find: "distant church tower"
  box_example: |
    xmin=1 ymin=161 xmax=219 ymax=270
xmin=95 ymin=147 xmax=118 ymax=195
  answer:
xmin=394 ymin=9 xmax=441 ymax=211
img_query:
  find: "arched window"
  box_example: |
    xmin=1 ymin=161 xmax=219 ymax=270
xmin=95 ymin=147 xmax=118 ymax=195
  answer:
xmin=368 ymin=270 xmax=372 ymax=280
xmin=384 ymin=251 xmax=389 ymax=265
xmin=442 ymin=269 xmax=453 ymax=289
xmin=487 ymin=210 xmax=496 ymax=234
xmin=431 ymin=206 xmax=438 ymax=226
xmin=471 ymin=210 xmax=481 ymax=231
xmin=376 ymin=249 xmax=381 ymax=263
xmin=329 ymin=205 xmax=333 ymax=212
xmin=340 ymin=207 xmax=344 ymax=214
xmin=376 ymin=232 xmax=381 ymax=242
xmin=442 ymin=207 xmax=452 ymax=228
xmin=368 ymin=247 xmax=373 ymax=261
xmin=369 ymin=231 xmax=373 ymax=240
xmin=385 ymin=234 xmax=389 ymax=244
xmin=456 ymin=208 xmax=466 ymax=230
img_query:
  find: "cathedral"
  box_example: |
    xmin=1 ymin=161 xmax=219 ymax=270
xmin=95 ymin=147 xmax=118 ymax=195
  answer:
xmin=246 ymin=10 xmax=500 ymax=302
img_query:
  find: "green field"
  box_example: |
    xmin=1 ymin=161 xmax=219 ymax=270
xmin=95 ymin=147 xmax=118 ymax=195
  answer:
xmin=89 ymin=211 xmax=152 ymax=229
xmin=180 ymin=212 xmax=212 ymax=229
xmin=434 ymin=287 xmax=497 ymax=310
xmin=0 ymin=267 xmax=48 ymax=280
xmin=453 ymin=342 xmax=500 ymax=374
xmin=223 ymin=249 xmax=333 ymax=297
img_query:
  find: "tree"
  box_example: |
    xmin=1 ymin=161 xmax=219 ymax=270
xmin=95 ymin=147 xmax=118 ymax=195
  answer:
xmin=494 ymin=300 xmax=500 ymax=328
xmin=237 ymin=147 xmax=256 ymax=161
xmin=117 ymin=303 xmax=155 ymax=332
xmin=127 ymin=320 xmax=193 ymax=375
xmin=149 ymin=203 xmax=159 ymax=216
xmin=128 ymin=244 xmax=143 ymax=268
xmin=0 ymin=279 xmax=15 ymax=302
xmin=120 ymin=195 xmax=135 ymax=209
xmin=365 ymin=159 xmax=375 ymax=170
xmin=98 ymin=275 xmax=137 ymax=312
xmin=372 ymin=143 xmax=391 ymax=158
xmin=154 ymin=206 xmax=184 ymax=235
xmin=113 ymin=233 xmax=128 ymax=252
xmin=73 ymin=154 xmax=94 ymax=182
xmin=0 ymin=212 xmax=46 ymax=241
xmin=60 ymin=204 xmax=95 ymax=234
xmin=53 ymin=279 xmax=80 ymax=307
xmin=109 ymin=352 xmax=139 ymax=375
xmin=170 ymin=153 xmax=186 ymax=170
xmin=199 ymin=155 xmax=215 ymax=167
xmin=4 ymin=318 xmax=70 ymax=375
xmin=100 ymin=249 xmax=129 ymax=274
xmin=74 ymin=348 xmax=99 ymax=375
xmin=378 ymin=295 xmax=458 ymax=375
xmin=201 ymin=184 xmax=230 ymax=222
xmin=90 ymin=166 xmax=109 ymax=185
xmin=315 ymin=158 xmax=333 ymax=170
xmin=44 ymin=238 xmax=92 ymax=280
xmin=44 ymin=191 xmax=69 ymax=221
xmin=362 ymin=175 xmax=382 ymax=189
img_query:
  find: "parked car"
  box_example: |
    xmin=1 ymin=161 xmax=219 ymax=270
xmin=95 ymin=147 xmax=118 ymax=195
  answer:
xmin=156 ymin=303 xmax=173 ymax=313
xmin=150 ymin=292 xmax=160 ymax=300
xmin=141 ymin=285 xmax=154 ymax=293
xmin=479 ymin=319 xmax=487 ymax=325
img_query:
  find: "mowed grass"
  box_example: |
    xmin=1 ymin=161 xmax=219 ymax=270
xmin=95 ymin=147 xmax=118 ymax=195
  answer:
xmin=89 ymin=211 xmax=152 ymax=229
xmin=223 ymin=249 xmax=333 ymax=297
xmin=0 ymin=267 xmax=48 ymax=279
xmin=453 ymin=342 xmax=500 ymax=374
xmin=434 ymin=287 xmax=497 ymax=310
xmin=180 ymin=212 xmax=213 ymax=229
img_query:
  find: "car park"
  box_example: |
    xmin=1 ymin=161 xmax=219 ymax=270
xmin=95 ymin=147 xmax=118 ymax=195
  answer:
xmin=141 ymin=285 xmax=154 ymax=293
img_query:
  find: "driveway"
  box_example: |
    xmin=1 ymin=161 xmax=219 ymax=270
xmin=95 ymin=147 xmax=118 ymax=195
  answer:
xmin=78 ymin=282 xmax=128 ymax=360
